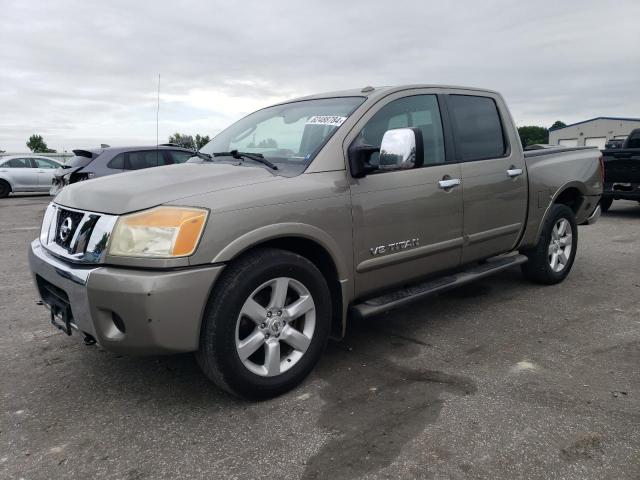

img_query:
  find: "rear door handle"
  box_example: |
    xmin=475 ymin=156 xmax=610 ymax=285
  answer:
xmin=438 ymin=178 xmax=461 ymax=189
xmin=507 ymin=168 xmax=523 ymax=178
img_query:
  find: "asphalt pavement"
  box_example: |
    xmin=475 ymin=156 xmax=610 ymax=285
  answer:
xmin=1 ymin=194 xmax=639 ymax=479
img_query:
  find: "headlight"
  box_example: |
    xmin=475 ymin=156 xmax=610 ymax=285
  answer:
xmin=108 ymin=206 xmax=208 ymax=258
xmin=40 ymin=203 xmax=57 ymax=245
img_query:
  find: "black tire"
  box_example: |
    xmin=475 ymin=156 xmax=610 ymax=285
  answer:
xmin=521 ymin=204 xmax=578 ymax=285
xmin=600 ymin=197 xmax=613 ymax=212
xmin=196 ymin=248 xmax=331 ymax=399
xmin=0 ymin=180 xmax=11 ymax=198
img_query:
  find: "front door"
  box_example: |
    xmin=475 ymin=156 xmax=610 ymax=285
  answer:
xmin=445 ymin=93 xmax=528 ymax=263
xmin=0 ymin=158 xmax=39 ymax=190
xmin=348 ymin=93 xmax=464 ymax=297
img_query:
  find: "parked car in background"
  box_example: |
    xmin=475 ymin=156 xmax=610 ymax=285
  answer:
xmin=605 ymin=138 xmax=625 ymax=150
xmin=0 ymin=155 xmax=63 ymax=198
xmin=600 ymin=129 xmax=640 ymax=211
xmin=29 ymin=85 xmax=602 ymax=399
xmin=50 ymin=145 xmax=196 ymax=195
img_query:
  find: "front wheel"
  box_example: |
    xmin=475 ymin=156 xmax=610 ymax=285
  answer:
xmin=196 ymin=248 xmax=331 ymax=399
xmin=521 ymin=204 xmax=578 ymax=285
xmin=0 ymin=180 xmax=11 ymax=199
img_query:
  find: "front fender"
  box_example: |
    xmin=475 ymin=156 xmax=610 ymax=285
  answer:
xmin=211 ymin=222 xmax=350 ymax=282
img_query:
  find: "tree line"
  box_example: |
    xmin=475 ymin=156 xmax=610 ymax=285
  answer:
xmin=517 ymin=121 xmax=566 ymax=147
xmin=16 ymin=132 xmax=212 ymax=154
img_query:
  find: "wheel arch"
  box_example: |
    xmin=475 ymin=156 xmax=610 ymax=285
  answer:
xmin=0 ymin=176 xmax=13 ymax=190
xmin=530 ymin=182 xmax=585 ymax=246
xmin=211 ymin=223 xmax=351 ymax=339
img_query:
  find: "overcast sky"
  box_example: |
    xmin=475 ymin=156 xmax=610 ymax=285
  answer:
xmin=1 ymin=0 xmax=639 ymax=152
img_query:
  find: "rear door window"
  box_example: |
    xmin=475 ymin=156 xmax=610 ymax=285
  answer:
xmin=448 ymin=95 xmax=507 ymax=161
xmin=125 ymin=151 xmax=162 ymax=170
xmin=34 ymin=158 xmax=58 ymax=169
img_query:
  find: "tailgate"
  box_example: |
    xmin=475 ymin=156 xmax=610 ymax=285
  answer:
xmin=603 ymin=150 xmax=640 ymax=184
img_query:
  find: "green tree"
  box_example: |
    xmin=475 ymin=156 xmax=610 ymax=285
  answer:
xmin=168 ymin=133 xmax=211 ymax=150
xmin=26 ymin=134 xmax=56 ymax=153
xmin=168 ymin=132 xmax=194 ymax=149
xmin=194 ymin=134 xmax=210 ymax=150
xmin=550 ymin=120 xmax=567 ymax=130
xmin=257 ymin=138 xmax=277 ymax=148
xmin=517 ymin=126 xmax=548 ymax=147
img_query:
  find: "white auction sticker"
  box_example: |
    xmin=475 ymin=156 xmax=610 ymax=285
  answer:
xmin=306 ymin=115 xmax=347 ymax=127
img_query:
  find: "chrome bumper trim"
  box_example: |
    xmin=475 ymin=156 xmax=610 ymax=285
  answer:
xmin=584 ymin=204 xmax=601 ymax=225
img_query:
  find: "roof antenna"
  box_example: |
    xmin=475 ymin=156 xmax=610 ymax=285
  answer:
xmin=156 ymin=73 xmax=161 ymax=148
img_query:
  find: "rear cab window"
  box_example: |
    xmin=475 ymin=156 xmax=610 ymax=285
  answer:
xmin=447 ymin=95 xmax=507 ymax=161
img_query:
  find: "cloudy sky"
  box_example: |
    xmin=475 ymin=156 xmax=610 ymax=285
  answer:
xmin=1 ymin=0 xmax=639 ymax=152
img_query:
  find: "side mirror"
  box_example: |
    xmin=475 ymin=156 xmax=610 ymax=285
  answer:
xmin=378 ymin=128 xmax=423 ymax=171
xmin=348 ymin=143 xmax=379 ymax=178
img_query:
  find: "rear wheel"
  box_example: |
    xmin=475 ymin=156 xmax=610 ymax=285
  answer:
xmin=196 ymin=248 xmax=331 ymax=399
xmin=521 ymin=204 xmax=578 ymax=285
xmin=600 ymin=197 xmax=613 ymax=212
xmin=0 ymin=180 xmax=11 ymax=198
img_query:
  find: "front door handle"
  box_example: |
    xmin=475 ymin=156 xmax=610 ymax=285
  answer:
xmin=507 ymin=167 xmax=523 ymax=178
xmin=438 ymin=178 xmax=461 ymax=189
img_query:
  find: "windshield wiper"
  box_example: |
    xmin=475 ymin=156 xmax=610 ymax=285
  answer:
xmin=212 ymin=150 xmax=278 ymax=170
xmin=191 ymin=151 xmax=213 ymax=161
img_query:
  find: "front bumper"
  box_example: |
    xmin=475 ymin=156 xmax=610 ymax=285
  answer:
xmin=28 ymin=240 xmax=223 ymax=355
xmin=583 ymin=204 xmax=601 ymax=225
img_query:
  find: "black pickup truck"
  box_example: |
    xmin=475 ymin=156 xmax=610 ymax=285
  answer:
xmin=600 ymin=128 xmax=640 ymax=212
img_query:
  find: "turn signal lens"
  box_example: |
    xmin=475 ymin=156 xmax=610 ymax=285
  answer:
xmin=109 ymin=206 xmax=208 ymax=258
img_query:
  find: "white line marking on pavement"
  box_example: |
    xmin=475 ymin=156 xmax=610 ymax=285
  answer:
xmin=4 ymin=226 xmax=40 ymax=231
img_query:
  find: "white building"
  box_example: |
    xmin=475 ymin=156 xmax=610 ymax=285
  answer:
xmin=548 ymin=117 xmax=640 ymax=149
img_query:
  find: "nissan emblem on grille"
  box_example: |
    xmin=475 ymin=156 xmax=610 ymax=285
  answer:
xmin=59 ymin=217 xmax=74 ymax=242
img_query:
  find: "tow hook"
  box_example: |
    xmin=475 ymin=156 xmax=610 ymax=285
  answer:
xmin=83 ymin=334 xmax=97 ymax=346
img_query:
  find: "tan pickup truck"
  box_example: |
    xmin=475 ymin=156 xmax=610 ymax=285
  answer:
xmin=29 ymin=85 xmax=603 ymax=398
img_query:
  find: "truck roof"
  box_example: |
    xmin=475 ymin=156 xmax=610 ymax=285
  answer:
xmin=283 ymin=84 xmax=501 ymax=104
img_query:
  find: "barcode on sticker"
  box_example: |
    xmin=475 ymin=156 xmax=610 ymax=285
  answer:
xmin=306 ymin=116 xmax=347 ymax=127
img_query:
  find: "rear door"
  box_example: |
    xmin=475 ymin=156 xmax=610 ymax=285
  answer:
xmin=347 ymin=90 xmax=464 ymax=296
xmin=0 ymin=158 xmax=39 ymax=190
xmin=445 ymin=93 xmax=528 ymax=264
xmin=33 ymin=158 xmax=59 ymax=189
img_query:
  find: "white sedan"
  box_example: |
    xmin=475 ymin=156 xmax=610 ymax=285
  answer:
xmin=0 ymin=155 xmax=63 ymax=198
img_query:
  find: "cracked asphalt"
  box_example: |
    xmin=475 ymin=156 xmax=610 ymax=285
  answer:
xmin=1 ymin=194 xmax=639 ymax=479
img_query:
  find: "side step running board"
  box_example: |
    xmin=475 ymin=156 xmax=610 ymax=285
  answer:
xmin=350 ymin=253 xmax=528 ymax=319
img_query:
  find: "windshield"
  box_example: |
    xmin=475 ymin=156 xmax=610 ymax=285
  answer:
xmin=199 ymin=97 xmax=365 ymax=173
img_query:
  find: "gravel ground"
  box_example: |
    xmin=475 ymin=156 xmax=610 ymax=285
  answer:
xmin=1 ymin=194 xmax=639 ymax=480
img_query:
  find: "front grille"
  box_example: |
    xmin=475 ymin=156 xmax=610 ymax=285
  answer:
xmin=54 ymin=208 xmax=86 ymax=249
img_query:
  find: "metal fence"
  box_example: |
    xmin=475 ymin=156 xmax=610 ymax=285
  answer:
xmin=0 ymin=152 xmax=75 ymax=163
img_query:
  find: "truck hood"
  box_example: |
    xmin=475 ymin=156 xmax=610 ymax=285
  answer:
xmin=54 ymin=163 xmax=281 ymax=214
